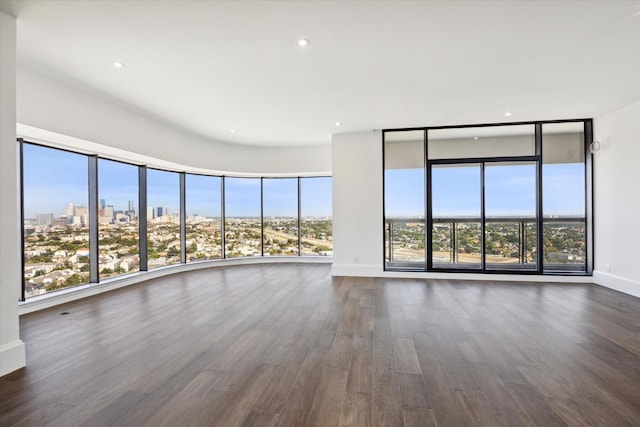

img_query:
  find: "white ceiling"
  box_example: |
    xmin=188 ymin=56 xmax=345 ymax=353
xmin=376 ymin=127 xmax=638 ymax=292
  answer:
xmin=2 ymin=0 xmax=639 ymax=147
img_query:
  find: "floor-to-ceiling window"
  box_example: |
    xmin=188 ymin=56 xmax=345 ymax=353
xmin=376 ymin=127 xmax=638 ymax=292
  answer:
xmin=383 ymin=130 xmax=425 ymax=269
xmin=542 ymin=122 xmax=587 ymax=272
xmin=185 ymin=174 xmax=222 ymax=262
xmin=300 ymin=177 xmax=333 ymax=256
xmin=224 ymin=177 xmax=262 ymax=257
xmin=147 ymin=169 xmax=181 ymax=269
xmin=22 ymin=143 xmax=91 ymax=297
xmin=384 ymin=120 xmax=591 ymax=274
xmin=98 ymin=159 xmax=140 ymax=279
xmin=263 ymin=178 xmax=299 ymax=256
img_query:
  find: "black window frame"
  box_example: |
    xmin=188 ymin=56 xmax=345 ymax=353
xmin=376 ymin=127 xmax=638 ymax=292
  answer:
xmin=382 ymin=118 xmax=593 ymax=276
xmin=19 ymin=139 xmax=332 ymax=301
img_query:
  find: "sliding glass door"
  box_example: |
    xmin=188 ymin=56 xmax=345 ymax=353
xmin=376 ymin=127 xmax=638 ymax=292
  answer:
xmin=484 ymin=162 xmax=537 ymax=270
xmin=429 ymin=161 xmax=538 ymax=272
xmin=430 ymin=164 xmax=482 ymax=269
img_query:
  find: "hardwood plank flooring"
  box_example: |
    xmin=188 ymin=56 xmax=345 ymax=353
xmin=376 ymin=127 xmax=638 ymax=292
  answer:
xmin=1 ymin=264 xmax=640 ymax=426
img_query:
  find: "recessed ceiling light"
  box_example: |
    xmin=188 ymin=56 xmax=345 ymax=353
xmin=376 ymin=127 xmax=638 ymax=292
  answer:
xmin=335 ymin=121 xmax=342 ymax=126
xmin=230 ymin=129 xmax=235 ymax=133
xmin=112 ymin=61 xmax=125 ymax=69
xmin=473 ymin=137 xmax=479 ymax=140
xmin=298 ymin=38 xmax=310 ymax=47
xmin=504 ymin=111 xmax=513 ymax=117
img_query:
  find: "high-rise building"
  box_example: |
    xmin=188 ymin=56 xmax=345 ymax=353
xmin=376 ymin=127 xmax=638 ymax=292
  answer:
xmin=99 ymin=199 xmax=106 ymax=210
xmin=157 ymin=207 xmax=163 ymax=218
xmin=36 ymin=213 xmax=53 ymax=226
xmin=53 ymin=218 xmax=68 ymax=228
xmin=65 ymin=203 xmax=75 ymax=217
xmin=104 ymin=206 xmax=115 ymax=219
xmin=147 ymin=207 xmax=154 ymax=220
xmin=128 ymin=200 xmax=135 ymax=213
xmin=65 ymin=203 xmax=88 ymax=217
xmin=75 ymin=206 xmax=88 ymax=216
xmin=115 ymin=213 xmax=129 ymax=223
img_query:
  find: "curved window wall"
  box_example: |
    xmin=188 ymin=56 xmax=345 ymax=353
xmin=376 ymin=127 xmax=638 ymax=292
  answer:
xmin=20 ymin=141 xmax=332 ymax=300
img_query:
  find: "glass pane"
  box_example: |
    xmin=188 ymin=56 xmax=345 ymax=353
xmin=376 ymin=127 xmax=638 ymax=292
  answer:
xmin=23 ymin=144 xmax=90 ymax=297
xmin=384 ymin=130 xmax=425 ymax=269
xmin=543 ymin=122 xmax=586 ymax=271
xmin=263 ymin=178 xmax=298 ymax=256
xmin=186 ymin=174 xmax=222 ymax=262
xmin=224 ymin=177 xmax=261 ymax=257
xmin=429 ymin=125 xmax=535 ymax=160
xmin=431 ymin=164 xmax=481 ymax=268
xmin=98 ymin=159 xmax=140 ymax=280
xmin=300 ymin=177 xmax=333 ymax=256
xmin=484 ymin=162 xmax=537 ymax=270
xmin=147 ymin=169 xmax=181 ymax=269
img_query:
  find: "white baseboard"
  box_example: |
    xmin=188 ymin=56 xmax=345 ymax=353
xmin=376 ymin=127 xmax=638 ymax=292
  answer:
xmin=593 ymin=270 xmax=640 ymax=298
xmin=331 ymin=264 xmax=382 ymax=277
xmin=0 ymin=339 xmax=26 ymax=377
xmin=332 ymin=263 xmax=592 ymax=284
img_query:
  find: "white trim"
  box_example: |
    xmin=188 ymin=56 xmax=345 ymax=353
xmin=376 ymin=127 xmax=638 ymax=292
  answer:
xmin=331 ymin=264 xmax=381 ymax=277
xmin=593 ymin=270 xmax=640 ymax=299
xmin=332 ymin=263 xmax=593 ymax=284
xmin=0 ymin=340 xmax=26 ymax=377
xmin=19 ymin=257 xmax=332 ymax=315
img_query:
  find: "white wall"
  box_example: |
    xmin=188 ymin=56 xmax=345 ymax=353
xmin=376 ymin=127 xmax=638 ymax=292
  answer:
xmin=331 ymin=131 xmax=384 ymax=276
xmin=17 ymin=67 xmax=331 ymax=176
xmin=0 ymin=11 xmax=26 ymax=377
xmin=593 ymin=101 xmax=640 ymax=298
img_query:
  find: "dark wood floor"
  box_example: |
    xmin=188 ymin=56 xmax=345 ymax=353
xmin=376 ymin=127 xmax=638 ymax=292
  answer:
xmin=1 ymin=264 xmax=639 ymax=426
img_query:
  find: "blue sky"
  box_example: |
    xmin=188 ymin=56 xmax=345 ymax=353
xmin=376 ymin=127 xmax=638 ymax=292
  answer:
xmin=386 ymin=163 xmax=585 ymax=218
xmin=23 ymin=144 xmax=89 ymax=218
xmin=99 ymin=158 xmax=139 ymax=212
xmin=23 ymin=144 xmax=332 ymax=218
xmin=186 ymin=174 xmax=221 ymax=217
xmin=23 ymin=143 xmax=582 ymax=220
xmin=263 ymin=178 xmax=298 ymax=217
xmin=147 ymin=168 xmax=181 ymax=216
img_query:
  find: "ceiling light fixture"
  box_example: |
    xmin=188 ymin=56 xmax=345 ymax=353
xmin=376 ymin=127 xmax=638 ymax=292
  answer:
xmin=504 ymin=111 xmax=513 ymax=117
xmin=112 ymin=61 xmax=125 ymax=69
xmin=473 ymin=137 xmax=479 ymax=140
xmin=298 ymin=38 xmax=310 ymax=47
xmin=335 ymin=121 xmax=342 ymax=126
xmin=230 ymin=129 xmax=235 ymax=133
